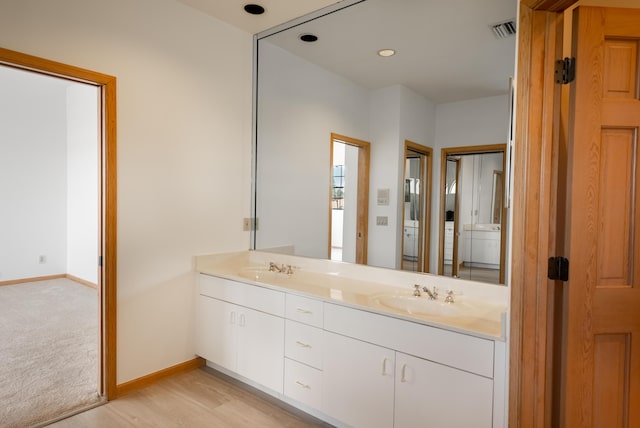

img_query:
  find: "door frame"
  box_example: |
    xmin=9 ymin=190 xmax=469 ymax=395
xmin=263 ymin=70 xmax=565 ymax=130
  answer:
xmin=328 ymin=133 xmax=370 ymax=264
xmin=510 ymin=1 xmax=578 ymax=426
xmin=0 ymin=47 xmax=118 ymax=400
xmin=438 ymin=144 xmax=507 ymax=283
xmin=401 ymin=141 xmax=432 ymax=273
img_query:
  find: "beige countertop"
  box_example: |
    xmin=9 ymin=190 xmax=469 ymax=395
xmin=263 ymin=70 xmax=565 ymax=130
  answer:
xmin=195 ymin=251 xmax=508 ymax=341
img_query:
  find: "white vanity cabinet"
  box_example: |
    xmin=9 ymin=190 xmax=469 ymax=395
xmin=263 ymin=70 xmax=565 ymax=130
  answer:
xmin=195 ymin=272 xmax=505 ymax=428
xmin=323 ymin=330 xmax=395 ymax=428
xmin=394 ymin=352 xmax=493 ymax=428
xmin=195 ymin=274 xmax=285 ymax=393
xmin=323 ymin=302 xmax=499 ymax=428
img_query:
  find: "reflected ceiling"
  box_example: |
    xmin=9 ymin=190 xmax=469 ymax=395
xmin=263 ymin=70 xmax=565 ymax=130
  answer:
xmin=262 ymin=0 xmax=517 ymax=103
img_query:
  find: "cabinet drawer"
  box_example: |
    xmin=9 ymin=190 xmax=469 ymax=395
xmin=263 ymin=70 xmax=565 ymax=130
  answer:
xmin=285 ymin=320 xmax=323 ymax=369
xmin=285 ymin=294 xmax=323 ymax=327
xmin=284 ymin=358 xmax=323 ymax=410
xmin=324 ymin=303 xmax=494 ymax=378
xmin=199 ymin=274 xmax=284 ymax=316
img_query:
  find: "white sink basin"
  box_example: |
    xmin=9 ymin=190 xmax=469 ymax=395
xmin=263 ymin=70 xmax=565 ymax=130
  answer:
xmin=238 ymin=266 xmax=284 ymax=282
xmin=370 ymin=293 xmax=467 ymax=317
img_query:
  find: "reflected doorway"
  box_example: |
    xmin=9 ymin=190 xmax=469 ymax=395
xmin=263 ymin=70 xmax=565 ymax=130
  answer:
xmin=401 ymin=141 xmax=432 ymax=272
xmin=329 ymin=134 xmax=370 ymax=264
xmin=438 ymin=144 xmax=506 ymax=284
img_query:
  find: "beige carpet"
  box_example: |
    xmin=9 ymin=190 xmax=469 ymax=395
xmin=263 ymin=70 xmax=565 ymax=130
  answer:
xmin=0 ymin=278 xmax=101 ymax=427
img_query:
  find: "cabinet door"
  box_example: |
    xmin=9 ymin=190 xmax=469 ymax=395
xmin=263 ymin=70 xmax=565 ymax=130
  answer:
xmin=195 ymin=295 xmax=237 ymax=370
xmin=395 ymin=352 xmax=493 ymax=428
xmin=323 ymin=331 xmax=395 ymax=428
xmin=236 ymin=306 xmax=285 ymax=393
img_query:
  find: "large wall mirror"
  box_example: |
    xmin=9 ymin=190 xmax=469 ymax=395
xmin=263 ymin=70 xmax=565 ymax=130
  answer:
xmin=252 ymin=0 xmax=516 ymax=285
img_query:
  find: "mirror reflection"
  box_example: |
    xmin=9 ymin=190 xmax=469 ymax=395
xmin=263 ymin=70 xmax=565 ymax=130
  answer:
xmin=439 ymin=146 xmax=506 ymax=284
xmin=253 ymin=0 xmax=516 ymax=285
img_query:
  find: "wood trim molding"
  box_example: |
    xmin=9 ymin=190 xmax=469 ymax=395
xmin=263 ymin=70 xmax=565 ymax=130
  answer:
xmin=66 ymin=274 xmax=98 ymax=289
xmin=510 ymin=4 xmax=565 ymax=427
xmin=116 ymin=357 xmax=206 ymax=398
xmin=0 ymin=274 xmax=97 ymax=288
xmin=328 ymin=133 xmax=371 ymax=264
xmin=522 ymin=0 xmax=577 ymax=11
xmin=0 ymin=47 xmax=118 ymax=401
xmin=0 ymin=274 xmax=66 ymax=286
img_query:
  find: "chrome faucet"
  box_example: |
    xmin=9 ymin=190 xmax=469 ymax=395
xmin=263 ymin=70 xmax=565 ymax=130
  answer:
xmin=422 ymin=286 xmax=438 ymax=300
xmin=269 ymin=262 xmax=283 ymax=272
xmin=269 ymin=262 xmax=293 ymax=275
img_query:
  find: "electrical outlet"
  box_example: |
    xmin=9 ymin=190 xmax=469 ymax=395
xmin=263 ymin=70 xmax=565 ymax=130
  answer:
xmin=38 ymin=255 xmax=47 ymax=264
xmin=243 ymin=218 xmax=259 ymax=231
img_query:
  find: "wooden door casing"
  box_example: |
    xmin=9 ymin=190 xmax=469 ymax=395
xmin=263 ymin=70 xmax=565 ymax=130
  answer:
xmin=563 ymin=6 xmax=640 ymax=427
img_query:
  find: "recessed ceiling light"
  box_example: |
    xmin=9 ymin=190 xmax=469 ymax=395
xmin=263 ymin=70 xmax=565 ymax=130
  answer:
xmin=299 ymin=34 xmax=318 ymax=43
xmin=244 ymin=4 xmax=265 ymax=15
xmin=377 ymin=49 xmax=396 ymax=57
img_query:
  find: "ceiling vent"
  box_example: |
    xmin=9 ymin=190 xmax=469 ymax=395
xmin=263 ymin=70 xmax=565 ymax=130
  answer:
xmin=490 ymin=20 xmax=517 ymax=39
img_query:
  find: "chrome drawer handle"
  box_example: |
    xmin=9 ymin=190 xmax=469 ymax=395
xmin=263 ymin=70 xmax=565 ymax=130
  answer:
xmin=296 ymin=307 xmax=312 ymax=314
xmin=295 ymin=381 xmax=311 ymax=389
xmin=295 ymin=341 xmax=312 ymax=348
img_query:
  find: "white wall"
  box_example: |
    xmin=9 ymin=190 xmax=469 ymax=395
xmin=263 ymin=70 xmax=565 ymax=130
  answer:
xmin=0 ymin=0 xmax=253 ymax=383
xmin=0 ymin=68 xmax=69 ymax=280
xmin=0 ymin=68 xmax=98 ymax=284
xmin=256 ymin=41 xmax=370 ymax=258
xmin=368 ymin=85 xmax=436 ymax=269
xmin=67 ymin=84 xmax=99 ymax=284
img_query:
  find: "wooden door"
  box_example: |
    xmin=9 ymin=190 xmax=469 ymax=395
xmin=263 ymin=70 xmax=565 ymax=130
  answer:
xmin=562 ymin=6 xmax=640 ymax=427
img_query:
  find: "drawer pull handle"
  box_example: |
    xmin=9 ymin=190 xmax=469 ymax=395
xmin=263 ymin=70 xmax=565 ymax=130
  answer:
xmin=296 ymin=308 xmax=312 ymax=314
xmin=230 ymin=311 xmax=236 ymax=325
xmin=401 ymin=364 xmax=408 ymax=383
xmin=295 ymin=381 xmax=311 ymax=389
xmin=381 ymin=358 xmax=389 ymax=376
xmin=239 ymin=314 xmax=245 ymax=327
xmin=295 ymin=341 xmax=311 ymax=348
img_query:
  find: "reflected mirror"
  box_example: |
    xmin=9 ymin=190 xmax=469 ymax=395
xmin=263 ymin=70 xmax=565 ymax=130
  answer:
xmin=253 ymin=0 xmax=516 ymax=285
xmin=439 ymin=145 xmax=506 ymax=284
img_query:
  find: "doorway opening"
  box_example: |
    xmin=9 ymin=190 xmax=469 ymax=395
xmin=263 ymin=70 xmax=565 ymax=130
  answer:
xmin=438 ymin=144 xmax=506 ymax=284
xmin=329 ymin=133 xmax=370 ymax=264
xmin=0 ymin=48 xmax=117 ymax=405
xmin=401 ymin=140 xmax=432 ymax=272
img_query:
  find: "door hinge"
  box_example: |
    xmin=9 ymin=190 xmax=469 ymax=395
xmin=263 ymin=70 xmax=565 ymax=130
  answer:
xmin=555 ymin=57 xmax=576 ymax=85
xmin=548 ymin=257 xmax=569 ymax=281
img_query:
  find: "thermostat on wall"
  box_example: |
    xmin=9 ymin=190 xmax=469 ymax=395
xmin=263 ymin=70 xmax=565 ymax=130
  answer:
xmin=377 ymin=188 xmax=390 ymax=205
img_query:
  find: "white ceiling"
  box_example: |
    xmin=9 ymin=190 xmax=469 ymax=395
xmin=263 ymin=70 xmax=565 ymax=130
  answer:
xmin=177 ymin=0 xmax=517 ymax=104
xmin=176 ymin=0 xmax=342 ymax=34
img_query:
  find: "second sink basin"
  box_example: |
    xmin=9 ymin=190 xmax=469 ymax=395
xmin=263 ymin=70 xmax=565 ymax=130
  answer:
xmin=370 ymin=293 xmax=467 ymax=317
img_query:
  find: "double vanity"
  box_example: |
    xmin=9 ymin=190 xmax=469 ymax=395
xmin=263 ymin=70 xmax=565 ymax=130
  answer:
xmin=195 ymin=251 xmax=508 ymax=428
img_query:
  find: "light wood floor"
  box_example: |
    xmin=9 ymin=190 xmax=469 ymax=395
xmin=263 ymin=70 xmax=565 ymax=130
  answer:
xmin=48 ymin=368 xmax=333 ymax=427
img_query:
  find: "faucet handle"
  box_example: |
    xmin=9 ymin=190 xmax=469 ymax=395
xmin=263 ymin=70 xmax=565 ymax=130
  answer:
xmin=445 ymin=289 xmax=462 ymax=303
